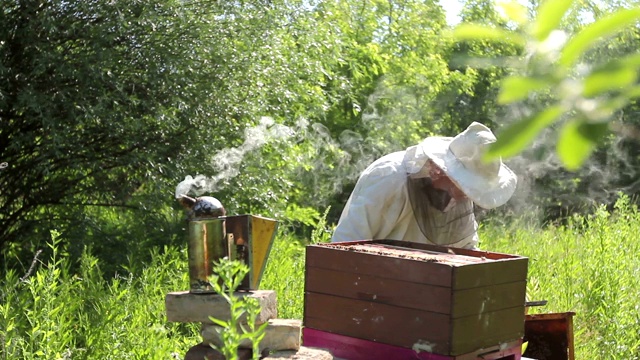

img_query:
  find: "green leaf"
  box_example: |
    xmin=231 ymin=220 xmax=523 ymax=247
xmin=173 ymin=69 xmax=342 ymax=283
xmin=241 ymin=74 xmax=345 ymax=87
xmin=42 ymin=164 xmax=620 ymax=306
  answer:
xmin=498 ymin=76 xmax=552 ymax=104
xmin=485 ymin=104 xmax=564 ymax=159
xmin=583 ymin=67 xmax=638 ymax=97
xmin=615 ymin=52 xmax=640 ymax=68
xmin=532 ymin=0 xmax=574 ymax=41
xmin=452 ymin=24 xmax=525 ymax=47
xmin=210 ymin=317 xmax=229 ymax=327
xmin=623 ymin=84 xmax=640 ymax=99
xmin=583 ymin=52 xmax=640 ymax=97
xmin=557 ymin=120 xmax=609 ymax=170
xmin=498 ymin=1 xmax=529 ymax=25
xmin=589 ymin=52 xmax=640 ymax=75
xmin=560 ymin=8 xmax=640 ymax=67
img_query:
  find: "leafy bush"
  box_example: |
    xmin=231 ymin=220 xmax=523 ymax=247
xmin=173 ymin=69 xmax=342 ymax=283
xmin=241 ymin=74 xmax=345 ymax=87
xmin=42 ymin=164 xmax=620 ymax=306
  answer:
xmin=206 ymin=259 xmax=268 ymax=360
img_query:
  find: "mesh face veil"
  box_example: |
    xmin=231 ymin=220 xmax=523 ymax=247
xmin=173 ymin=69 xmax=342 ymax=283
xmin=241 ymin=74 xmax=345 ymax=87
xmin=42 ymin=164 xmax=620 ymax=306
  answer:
xmin=406 ymin=164 xmax=476 ymax=246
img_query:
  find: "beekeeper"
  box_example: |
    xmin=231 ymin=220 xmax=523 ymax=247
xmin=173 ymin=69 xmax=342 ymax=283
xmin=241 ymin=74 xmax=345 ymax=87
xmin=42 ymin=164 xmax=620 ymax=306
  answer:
xmin=331 ymin=122 xmax=517 ymax=249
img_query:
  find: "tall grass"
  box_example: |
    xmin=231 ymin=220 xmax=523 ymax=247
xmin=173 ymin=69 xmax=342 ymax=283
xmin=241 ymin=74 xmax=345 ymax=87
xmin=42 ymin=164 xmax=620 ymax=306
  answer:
xmin=2 ymin=197 xmax=639 ymax=359
xmin=260 ymin=207 xmax=331 ymax=320
xmin=0 ymin=232 xmax=199 ymax=360
xmin=260 ymin=237 xmax=306 ymax=320
xmin=482 ymin=195 xmax=640 ymax=359
xmin=0 ymin=230 xmax=309 ymax=359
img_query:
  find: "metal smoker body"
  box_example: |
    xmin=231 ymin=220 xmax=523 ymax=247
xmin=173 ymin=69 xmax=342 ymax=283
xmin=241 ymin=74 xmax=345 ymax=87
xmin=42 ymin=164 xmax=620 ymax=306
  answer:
xmin=179 ymin=195 xmax=278 ymax=293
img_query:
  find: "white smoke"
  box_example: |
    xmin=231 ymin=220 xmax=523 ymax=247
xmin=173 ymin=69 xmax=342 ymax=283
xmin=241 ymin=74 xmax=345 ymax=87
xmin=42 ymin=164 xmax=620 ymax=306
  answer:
xmin=210 ymin=116 xmax=293 ymax=183
xmin=175 ymin=116 xmax=294 ymax=198
xmin=175 ymin=174 xmax=209 ymax=199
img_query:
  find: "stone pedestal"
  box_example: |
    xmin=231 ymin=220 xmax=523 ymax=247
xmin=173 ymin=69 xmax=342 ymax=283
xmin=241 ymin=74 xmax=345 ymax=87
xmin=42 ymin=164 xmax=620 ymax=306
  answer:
xmin=184 ymin=343 xmax=253 ymax=360
xmin=166 ymin=290 xmax=314 ymax=359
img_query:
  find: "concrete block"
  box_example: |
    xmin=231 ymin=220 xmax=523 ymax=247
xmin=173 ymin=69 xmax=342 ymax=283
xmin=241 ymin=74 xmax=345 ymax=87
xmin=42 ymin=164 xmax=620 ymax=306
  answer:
xmin=165 ymin=290 xmax=277 ymax=324
xmin=202 ymin=319 xmax=301 ymax=351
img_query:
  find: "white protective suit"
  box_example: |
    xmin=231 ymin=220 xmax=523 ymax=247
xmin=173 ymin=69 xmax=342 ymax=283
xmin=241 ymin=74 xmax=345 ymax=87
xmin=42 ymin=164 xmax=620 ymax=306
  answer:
xmin=331 ymin=143 xmax=479 ymax=249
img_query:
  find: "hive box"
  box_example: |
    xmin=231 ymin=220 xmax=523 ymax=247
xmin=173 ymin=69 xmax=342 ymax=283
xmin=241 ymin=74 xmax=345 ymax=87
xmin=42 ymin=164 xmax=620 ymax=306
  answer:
xmin=303 ymin=240 xmax=528 ymax=356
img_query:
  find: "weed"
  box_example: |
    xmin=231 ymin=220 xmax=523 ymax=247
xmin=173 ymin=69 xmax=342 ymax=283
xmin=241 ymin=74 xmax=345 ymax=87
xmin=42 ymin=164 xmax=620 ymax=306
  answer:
xmin=206 ymin=259 xmax=268 ymax=360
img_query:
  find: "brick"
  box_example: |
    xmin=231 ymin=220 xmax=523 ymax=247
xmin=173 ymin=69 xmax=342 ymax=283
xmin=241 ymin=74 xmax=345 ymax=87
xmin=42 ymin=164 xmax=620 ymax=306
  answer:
xmin=202 ymin=319 xmax=301 ymax=352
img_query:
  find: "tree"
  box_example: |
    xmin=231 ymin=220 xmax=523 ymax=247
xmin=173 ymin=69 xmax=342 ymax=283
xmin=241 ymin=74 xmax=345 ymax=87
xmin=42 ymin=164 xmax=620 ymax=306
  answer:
xmin=302 ymin=0 xmax=497 ymax=221
xmin=1 ymin=1 xmax=199 ymax=254
xmin=0 ymin=0 xmax=343 ymax=265
xmin=435 ymin=0 xmax=522 ymax=135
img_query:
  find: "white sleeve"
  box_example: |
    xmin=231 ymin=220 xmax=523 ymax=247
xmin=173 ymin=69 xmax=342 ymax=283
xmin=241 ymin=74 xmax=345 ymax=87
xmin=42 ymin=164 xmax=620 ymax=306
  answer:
xmin=331 ymin=158 xmax=407 ymax=243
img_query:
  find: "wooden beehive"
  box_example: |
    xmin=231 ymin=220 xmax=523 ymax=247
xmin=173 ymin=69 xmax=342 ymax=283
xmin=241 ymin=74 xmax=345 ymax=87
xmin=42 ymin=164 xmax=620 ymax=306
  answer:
xmin=303 ymin=240 xmax=528 ymax=356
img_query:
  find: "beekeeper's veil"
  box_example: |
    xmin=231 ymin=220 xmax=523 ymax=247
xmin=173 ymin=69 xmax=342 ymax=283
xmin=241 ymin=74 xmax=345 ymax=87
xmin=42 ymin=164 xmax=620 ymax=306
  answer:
xmin=405 ymin=122 xmax=517 ymax=245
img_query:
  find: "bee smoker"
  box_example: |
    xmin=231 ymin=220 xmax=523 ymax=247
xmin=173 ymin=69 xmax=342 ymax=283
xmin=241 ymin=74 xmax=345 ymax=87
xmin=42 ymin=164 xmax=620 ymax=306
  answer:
xmin=178 ymin=194 xmax=278 ymax=293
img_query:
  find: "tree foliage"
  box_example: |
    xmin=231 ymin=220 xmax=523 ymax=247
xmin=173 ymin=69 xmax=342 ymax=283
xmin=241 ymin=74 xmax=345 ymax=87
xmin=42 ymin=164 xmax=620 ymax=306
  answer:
xmin=0 ymin=0 xmax=342 ymax=265
xmin=3 ymin=0 xmax=640 ymax=272
xmin=2 ymin=0 xmax=207 ymax=255
xmin=449 ymin=0 xmax=640 ymax=222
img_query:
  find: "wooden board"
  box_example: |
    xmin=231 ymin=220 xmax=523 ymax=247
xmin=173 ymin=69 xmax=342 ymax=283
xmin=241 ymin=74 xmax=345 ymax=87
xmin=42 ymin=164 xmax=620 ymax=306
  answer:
xmin=306 ymin=267 xmax=526 ymax=317
xmin=305 ymin=244 xmax=454 ymax=287
xmin=305 ymin=266 xmax=452 ymax=314
xmin=452 ymin=281 xmax=526 ymax=318
xmin=304 ymin=292 xmax=524 ymax=355
xmin=450 ymin=306 xmax=524 ymax=355
xmin=453 ymin=260 xmax=528 ymax=290
xmin=524 ymin=312 xmax=575 ymax=360
xmin=305 ymin=292 xmax=451 ymax=350
xmin=306 ymin=240 xmax=528 ymax=290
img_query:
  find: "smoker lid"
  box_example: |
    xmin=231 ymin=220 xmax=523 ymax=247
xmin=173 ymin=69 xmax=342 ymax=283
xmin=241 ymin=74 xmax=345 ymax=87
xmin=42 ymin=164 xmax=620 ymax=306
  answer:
xmin=178 ymin=195 xmax=226 ymax=219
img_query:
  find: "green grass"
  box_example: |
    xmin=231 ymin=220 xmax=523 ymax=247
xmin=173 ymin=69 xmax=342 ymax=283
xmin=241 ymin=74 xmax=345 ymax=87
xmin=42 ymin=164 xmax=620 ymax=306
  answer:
xmin=482 ymin=195 xmax=640 ymax=359
xmin=0 ymin=230 xmax=308 ymax=360
xmin=261 ymin=237 xmax=306 ymax=320
xmin=0 ymin=233 xmax=200 ymax=360
xmin=2 ymin=197 xmax=640 ymax=359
